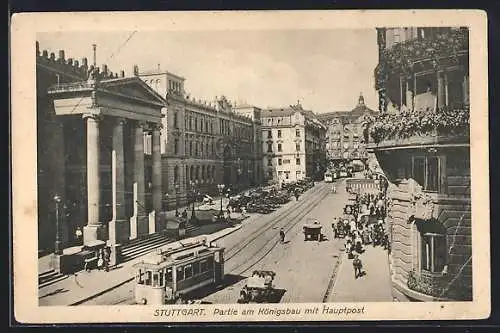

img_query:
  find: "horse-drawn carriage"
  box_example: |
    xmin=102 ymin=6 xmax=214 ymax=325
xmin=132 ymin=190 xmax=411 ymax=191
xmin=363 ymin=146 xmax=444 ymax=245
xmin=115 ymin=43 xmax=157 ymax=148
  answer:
xmin=238 ymin=270 xmax=277 ymax=303
xmin=303 ymin=219 xmax=323 ymax=241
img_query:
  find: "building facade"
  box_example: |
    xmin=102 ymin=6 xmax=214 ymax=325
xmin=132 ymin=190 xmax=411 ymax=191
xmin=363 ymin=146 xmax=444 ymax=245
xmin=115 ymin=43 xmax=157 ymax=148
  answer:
xmin=137 ymin=67 xmax=263 ymax=207
xmin=36 ymin=43 xmax=166 ymax=261
xmin=318 ymin=94 xmax=378 ymax=169
xmin=261 ymin=102 xmax=327 ymax=184
xmin=368 ymin=27 xmax=471 ymax=301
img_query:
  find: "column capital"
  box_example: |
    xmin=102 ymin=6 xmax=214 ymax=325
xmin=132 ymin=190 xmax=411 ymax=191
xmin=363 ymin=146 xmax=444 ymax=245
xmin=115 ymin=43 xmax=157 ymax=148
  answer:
xmin=82 ymin=113 xmax=101 ymax=121
xmin=135 ymin=120 xmax=148 ymax=129
xmin=109 ymin=117 xmax=126 ymax=127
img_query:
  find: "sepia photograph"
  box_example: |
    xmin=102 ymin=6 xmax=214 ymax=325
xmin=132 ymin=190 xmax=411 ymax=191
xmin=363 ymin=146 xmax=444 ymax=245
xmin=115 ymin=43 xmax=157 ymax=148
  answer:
xmin=11 ymin=10 xmax=490 ymax=323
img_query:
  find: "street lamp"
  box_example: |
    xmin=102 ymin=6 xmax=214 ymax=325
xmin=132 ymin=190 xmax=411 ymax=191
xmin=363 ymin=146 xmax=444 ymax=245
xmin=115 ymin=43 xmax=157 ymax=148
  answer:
xmin=174 ymin=183 xmax=180 ymax=217
xmin=217 ymin=184 xmax=225 ymax=216
xmin=189 ymin=180 xmax=198 ymax=222
xmin=164 ymin=192 xmax=169 ymax=212
xmin=54 ymin=194 xmax=62 ymax=255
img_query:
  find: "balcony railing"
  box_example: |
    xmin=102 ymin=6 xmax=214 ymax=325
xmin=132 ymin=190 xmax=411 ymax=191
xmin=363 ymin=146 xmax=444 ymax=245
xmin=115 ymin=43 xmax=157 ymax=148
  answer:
xmin=369 ymin=106 xmax=470 ymax=144
xmin=375 ymin=29 xmax=468 ymax=90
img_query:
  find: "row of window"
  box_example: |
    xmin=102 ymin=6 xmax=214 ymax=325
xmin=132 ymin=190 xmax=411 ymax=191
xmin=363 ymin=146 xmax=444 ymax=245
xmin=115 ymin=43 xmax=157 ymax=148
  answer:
xmin=266 ymin=129 xmax=301 ymax=139
xmin=277 ymin=170 xmax=302 ymax=179
xmin=266 ymin=143 xmax=301 ymax=153
xmin=268 ymin=158 xmax=301 ymax=166
xmin=135 ymin=257 xmax=214 ymax=287
xmin=172 ymin=164 xmax=218 ymax=185
xmin=173 ymin=112 xmax=253 ymax=139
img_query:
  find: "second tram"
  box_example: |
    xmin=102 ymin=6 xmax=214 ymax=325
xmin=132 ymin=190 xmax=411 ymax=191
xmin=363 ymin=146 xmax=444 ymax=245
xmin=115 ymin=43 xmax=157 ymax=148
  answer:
xmin=324 ymin=171 xmax=333 ymax=183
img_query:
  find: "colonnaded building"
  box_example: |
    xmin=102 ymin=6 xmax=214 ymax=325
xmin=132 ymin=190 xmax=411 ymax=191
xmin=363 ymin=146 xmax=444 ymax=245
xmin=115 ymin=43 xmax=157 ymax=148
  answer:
xmin=36 ymin=43 xmax=263 ymax=256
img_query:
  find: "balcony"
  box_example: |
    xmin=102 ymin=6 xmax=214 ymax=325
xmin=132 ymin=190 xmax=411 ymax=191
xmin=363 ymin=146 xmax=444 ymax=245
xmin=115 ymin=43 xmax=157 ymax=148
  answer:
xmin=367 ymin=106 xmax=470 ymax=149
xmin=375 ymin=29 xmax=468 ymax=90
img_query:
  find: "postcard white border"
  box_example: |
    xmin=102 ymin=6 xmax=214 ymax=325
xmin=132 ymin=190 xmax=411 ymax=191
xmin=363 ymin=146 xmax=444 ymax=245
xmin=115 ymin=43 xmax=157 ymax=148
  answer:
xmin=11 ymin=10 xmax=490 ymax=323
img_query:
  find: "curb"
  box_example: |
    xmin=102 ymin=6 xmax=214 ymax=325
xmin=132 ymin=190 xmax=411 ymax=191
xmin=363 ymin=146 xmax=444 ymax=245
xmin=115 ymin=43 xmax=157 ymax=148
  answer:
xmin=322 ymin=244 xmax=345 ymax=303
xmin=67 ymin=224 xmax=243 ymax=306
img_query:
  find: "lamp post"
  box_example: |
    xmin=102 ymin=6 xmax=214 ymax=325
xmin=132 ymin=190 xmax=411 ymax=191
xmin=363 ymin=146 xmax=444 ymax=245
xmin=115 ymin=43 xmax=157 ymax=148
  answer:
xmin=174 ymin=183 xmax=180 ymax=216
xmin=164 ymin=192 xmax=169 ymax=212
xmin=54 ymin=194 xmax=62 ymax=255
xmin=217 ymin=184 xmax=225 ymax=217
xmin=189 ymin=180 xmax=197 ymax=222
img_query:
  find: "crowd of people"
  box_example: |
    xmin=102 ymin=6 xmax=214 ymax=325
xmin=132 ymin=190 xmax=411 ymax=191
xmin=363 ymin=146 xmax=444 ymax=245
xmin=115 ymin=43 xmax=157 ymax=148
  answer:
xmin=332 ymin=191 xmax=391 ymax=279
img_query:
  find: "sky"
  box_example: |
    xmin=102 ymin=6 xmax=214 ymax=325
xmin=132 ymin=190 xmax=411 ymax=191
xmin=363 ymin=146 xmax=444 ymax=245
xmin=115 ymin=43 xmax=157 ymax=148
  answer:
xmin=38 ymin=29 xmax=379 ymax=113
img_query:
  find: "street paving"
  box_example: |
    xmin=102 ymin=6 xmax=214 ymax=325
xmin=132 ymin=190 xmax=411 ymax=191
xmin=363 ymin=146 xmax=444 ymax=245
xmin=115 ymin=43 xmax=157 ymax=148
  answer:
xmin=39 ymin=178 xmax=395 ymax=305
xmin=328 ymin=238 xmax=393 ymax=302
xmin=202 ymin=181 xmax=349 ymax=303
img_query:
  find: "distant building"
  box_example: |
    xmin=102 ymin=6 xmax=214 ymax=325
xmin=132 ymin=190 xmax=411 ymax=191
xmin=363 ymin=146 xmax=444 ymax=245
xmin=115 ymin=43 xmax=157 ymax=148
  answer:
xmin=368 ymin=27 xmax=471 ymax=301
xmin=261 ymin=102 xmax=327 ymax=184
xmin=317 ymin=94 xmax=378 ymax=169
xmin=137 ymin=67 xmax=263 ymax=206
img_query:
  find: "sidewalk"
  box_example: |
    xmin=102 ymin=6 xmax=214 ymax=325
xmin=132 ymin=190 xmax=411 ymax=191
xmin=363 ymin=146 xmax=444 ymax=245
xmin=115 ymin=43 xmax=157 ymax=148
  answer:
xmin=38 ymin=224 xmax=243 ymax=306
xmin=327 ymin=245 xmax=393 ymax=302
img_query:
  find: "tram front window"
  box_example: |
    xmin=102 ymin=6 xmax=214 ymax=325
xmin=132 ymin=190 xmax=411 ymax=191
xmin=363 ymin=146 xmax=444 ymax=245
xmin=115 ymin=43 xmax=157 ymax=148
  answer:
xmin=145 ymin=271 xmax=152 ymax=285
xmin=176 ymin=266 xmax=184 ymax=282
xmin=193 ymin=262 xmax=200 ymax=276
xmin=166 ymin=268 xmax=173 ymax=283
xmin=136 ymin=269 xmax=144 ymax=285
xmin=185 ymin=264 xmax=193 ymax=279
xmin=152 ymin=272 xmax=159 ymax=287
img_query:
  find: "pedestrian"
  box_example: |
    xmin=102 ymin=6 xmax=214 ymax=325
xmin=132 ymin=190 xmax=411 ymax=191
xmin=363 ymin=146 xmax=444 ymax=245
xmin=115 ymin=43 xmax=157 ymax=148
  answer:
xmin=294 ymin=190 xmax=300 ymax=201
xmin=279 ymin=228 xmax=285 ymax=243
xmin=75 ymin=226 xmax=83 ymax=244
xmin=104 ymin=246 xmax=111 ymax=272
xmin=97 ymin=249 xmax=104 ymax=271
xmin=353 ymin=254 xmax=363 ymax=279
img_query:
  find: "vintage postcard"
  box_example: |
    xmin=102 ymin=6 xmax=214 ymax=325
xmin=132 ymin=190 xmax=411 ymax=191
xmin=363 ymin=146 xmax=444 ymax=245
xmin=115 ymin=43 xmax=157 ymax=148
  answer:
xmin=11 ymin=10 xmax=490 ymax=323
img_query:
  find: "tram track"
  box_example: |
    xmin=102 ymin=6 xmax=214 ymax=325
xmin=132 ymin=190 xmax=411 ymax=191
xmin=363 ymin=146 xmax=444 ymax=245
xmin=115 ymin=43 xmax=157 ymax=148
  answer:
xmin=224 ymin=183 xmax=327 ymax=262
xmin=228 ymin=185 xmax=331 ymax=275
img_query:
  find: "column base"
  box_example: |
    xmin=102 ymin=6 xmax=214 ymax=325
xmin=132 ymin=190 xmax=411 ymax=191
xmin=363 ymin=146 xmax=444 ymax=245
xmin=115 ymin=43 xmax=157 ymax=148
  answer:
xmin=83 ymin=224 xmax=105 ymax=245
xmin=137 ymin=215 xmax=149 ymax=237
xmin=108 ymin=243 xmax=122 ymax=266
xmin=108 ymin=219 xmax=130 ymax=245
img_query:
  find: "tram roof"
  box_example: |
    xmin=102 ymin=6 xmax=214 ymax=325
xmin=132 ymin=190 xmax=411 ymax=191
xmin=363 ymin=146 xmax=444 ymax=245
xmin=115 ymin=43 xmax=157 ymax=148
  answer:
xmin=133 ymin=244 xmax=222 ymax=270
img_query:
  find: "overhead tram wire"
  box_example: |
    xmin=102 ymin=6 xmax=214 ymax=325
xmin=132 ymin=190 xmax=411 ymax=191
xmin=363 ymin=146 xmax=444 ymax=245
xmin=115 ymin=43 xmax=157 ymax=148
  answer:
xmin=67 ymin=30 xmax=138 ymax=115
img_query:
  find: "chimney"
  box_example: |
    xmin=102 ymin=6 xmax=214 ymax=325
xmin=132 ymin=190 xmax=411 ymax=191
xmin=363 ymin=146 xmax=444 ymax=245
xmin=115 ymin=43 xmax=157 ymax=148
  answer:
xmin=73 ymin=59 xmax=79 ymax=68
xmin=82 ymin=57 xmax=88 ymax=68
xmin=102 ymin=64 xmax=108 ymax=76
xmin=67 ymin=58 xmax=73 ymax=66
xmin=36 ymin=41 xmax=40 ymax=56
xmin=42 ymin=50 xmax=48 ymax=58
xmin=49 ymin=52 xmax=55 ymax=61
xmin=133 ymin=65 xmax=139 ymax=76
xmin=120 ymin=70 xmax=125 ymax=78
xmin=58 ymin=50 xmax=65 ymax=62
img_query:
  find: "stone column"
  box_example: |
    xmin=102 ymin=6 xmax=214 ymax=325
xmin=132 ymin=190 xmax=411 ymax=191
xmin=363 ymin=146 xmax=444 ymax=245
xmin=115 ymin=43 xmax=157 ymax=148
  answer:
xmin=83 ymin=114 xmax=104 ymax=244
xmin=152 ymin=124 xmax=163 ymax=232
xmin=130 ymin=121 xmax=148 ymax=238
xmin=108 ymin=117 xmax=128 ymax=265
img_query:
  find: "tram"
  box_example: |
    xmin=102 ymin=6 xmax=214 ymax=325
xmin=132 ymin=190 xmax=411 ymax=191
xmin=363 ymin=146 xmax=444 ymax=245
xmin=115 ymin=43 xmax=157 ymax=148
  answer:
xmin=133 ymin=238 xmax=225 ymax=305
xmin=324 ymin=171 xmax=334 ymax=183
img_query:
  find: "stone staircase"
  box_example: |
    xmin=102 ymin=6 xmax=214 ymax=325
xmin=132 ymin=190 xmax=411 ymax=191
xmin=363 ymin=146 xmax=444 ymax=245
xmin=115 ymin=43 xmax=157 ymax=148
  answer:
xmin=120 ymin=224 xmax=199 ymax=262
xmin=38 ymin=269 xmax=66 ymax=289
